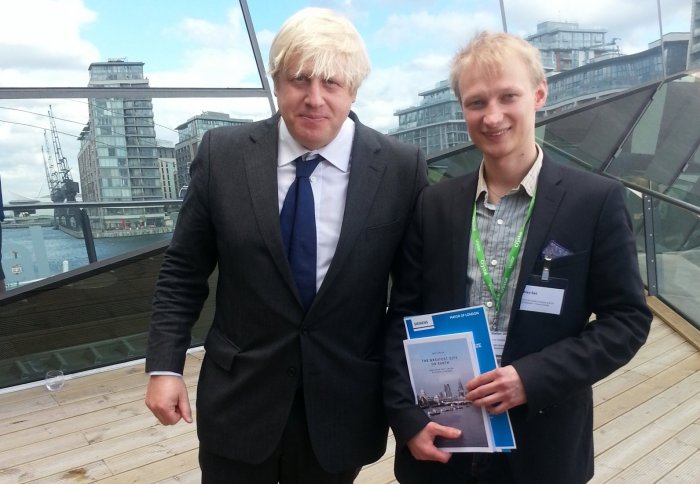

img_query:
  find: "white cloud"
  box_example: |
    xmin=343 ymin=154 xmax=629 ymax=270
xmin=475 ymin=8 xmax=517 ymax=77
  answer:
xmin=355 ymin=52 xmax=454 ymax=133
xmin=152 ymin=7 xmax=261 ymax=87
xmin=507 ymin=0 xmax=692 ymax=54
xmin=0 ymin=99 xmax=86 ymax=199
xmin=374 ymin=10 xmax=500 ymax=50
xmin=0 ymin=0 xmax=98 ymax=76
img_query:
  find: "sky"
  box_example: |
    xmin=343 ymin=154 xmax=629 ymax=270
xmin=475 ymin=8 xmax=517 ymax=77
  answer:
xmin=0 ymin=0 xmax=694 ymax=201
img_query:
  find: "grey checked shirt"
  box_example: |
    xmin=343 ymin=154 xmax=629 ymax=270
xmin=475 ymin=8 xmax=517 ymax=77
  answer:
xmin=467 ymin=145 xmax=543 ymax=334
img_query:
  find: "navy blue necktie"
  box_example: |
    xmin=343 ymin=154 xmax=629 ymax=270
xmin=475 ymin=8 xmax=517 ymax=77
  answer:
xmin=280 ymin=154 xmax=321 ymax=311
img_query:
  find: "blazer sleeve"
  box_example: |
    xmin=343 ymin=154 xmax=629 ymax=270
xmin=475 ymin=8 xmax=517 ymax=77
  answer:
xmin=383 ymin=188 xmax=432 ymax=447
xmin=146 ymin=130 xmax=219 ymax=374
xmin=513 ymin=181 xmax=652 ymax=418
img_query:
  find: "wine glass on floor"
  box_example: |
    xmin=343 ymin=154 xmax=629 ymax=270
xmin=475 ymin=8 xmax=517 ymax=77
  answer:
xmin=45 ymin=370 xmax=65 ymax=392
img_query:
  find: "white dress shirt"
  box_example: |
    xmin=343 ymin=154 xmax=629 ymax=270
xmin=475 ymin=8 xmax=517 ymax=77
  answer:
xmin=277 ymin=117 xmax=354 ymax=292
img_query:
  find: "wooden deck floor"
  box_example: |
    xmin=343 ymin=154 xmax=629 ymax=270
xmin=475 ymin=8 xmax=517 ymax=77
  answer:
xmin=1 ymin=300 xmax=698 ymax=483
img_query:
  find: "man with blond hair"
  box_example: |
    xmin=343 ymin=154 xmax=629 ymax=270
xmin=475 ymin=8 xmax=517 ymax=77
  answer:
xmin=145 ymin=7 xmax=427 ymax=483
xmin=384 ymin=31 xmax=651 ymax=483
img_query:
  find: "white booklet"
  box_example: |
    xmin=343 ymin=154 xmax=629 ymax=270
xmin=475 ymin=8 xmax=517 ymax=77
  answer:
xmin=403 ymin=332 xmax=494 ymax=452
xmin=403 ymin=305 xmax=516 ymax=451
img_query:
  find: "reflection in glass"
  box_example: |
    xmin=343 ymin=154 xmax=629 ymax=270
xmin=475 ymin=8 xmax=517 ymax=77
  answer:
xmin=653 ymin=198 xmax=700 ymax=324
xmin=541 ymin=85 xmax=656 ymax=173
xmin=0 ymin=247 xmax=216 ymax=389
xmin=613 ymin=75 xmax=700 ymax=193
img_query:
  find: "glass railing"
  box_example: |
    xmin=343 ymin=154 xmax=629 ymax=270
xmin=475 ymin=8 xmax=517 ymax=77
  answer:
xmin=1 ymin=200 xmax=181 ymax=290
xmin=0 ymin=199 xmax=199 ymax=389
xmin=0 ymin=239 xmax=217 ymax=389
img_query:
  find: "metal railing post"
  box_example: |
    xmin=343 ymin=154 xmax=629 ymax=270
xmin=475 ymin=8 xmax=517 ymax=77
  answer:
xmin=642 ymin=194 xmax=658 ymax=296
xmin=80 ymin=208 xmax=98 ymax=263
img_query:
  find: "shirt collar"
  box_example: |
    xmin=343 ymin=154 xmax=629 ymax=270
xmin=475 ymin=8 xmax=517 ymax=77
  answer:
xmin=475 ymin=143 xmax=543 ymax=201
xmin=278 ymin=117 xmax=355 ymax=172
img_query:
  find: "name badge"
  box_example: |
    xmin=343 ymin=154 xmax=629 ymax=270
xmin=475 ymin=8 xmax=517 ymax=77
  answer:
xmin=491 ymin=331 xmax=507 ymax=362
xmin=520 ymin=274 xmax=567 ymax=315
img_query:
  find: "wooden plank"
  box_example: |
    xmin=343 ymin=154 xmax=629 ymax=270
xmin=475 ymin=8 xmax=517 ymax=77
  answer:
xmin=84 ymin=411 xmax=185 ymax=445
xmin=0 ymin=385 xmax=50 ymax=406
xmin=641 ymin=319 xmax=673 ymax=343
xmin=0 ymin=394 xmax=58 ymax=423
xmin=50 ymin=368 xmax=149 ymax=404
xmin=0 ymin=395 xmax=152 ymax=452
xmin=595 ymin=317 xmax=667 ymax=387
xmin=0 ymin=357 xmax=200 ymax=438
xmin=2 ymin=422 xmax=195 ymax=481
xmin=357 ymin=433 xmax=398 ymax=484
xmin=0 ymin=385 xmax=147 ymax=436
xmin=661 ymin=449 xmax=700 ymax=483
xmin=155 ymin=468 xmax=201 ymax=484
xmin=0 ymin=432 xmax=89 ymax=469
xmin=647 ymin=296 xmax=700 ymax=350
xmin=618 ymin=331 xmax=687 ymax=371
xmin=96 ymin=448 xmax=200 ymax=484
xmin=589 ymin=462 xmax=622 ymax=483
xmin=604 ymin=423 xmax=700 ymax=482
xmin=594 ymin=370 xmax=700 ymax=453
xmin=0 ymin=351 xmax=201 ymax=409
xmin=630 ymin=341 xmax=697 ymax=378
xmin=103 ymin=429 xmax=199 ymax=475
xmin=357 ymin=456 xmax=398 ymax=484
xmin=593 ymin=369 xmax=648 ymax=406
xmin=594 ymin=394 xmax=700 ymax=476
xmin=594 ymin=354 xmax=700 ymax=429
xmin=29 ymin=460 xmax=113 ymax=483
xmin=594 ymin=342 xmax=697 ymax=406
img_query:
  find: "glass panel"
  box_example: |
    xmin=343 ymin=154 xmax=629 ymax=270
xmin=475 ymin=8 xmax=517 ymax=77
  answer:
xmin=540 ymin=85 xmax=656 ymax=172
xmin=0 ymin=248 xmax=216 ymax=389
xmin=4 ymin=1 xmax=261 ymax=89
xmin=0 ymin=207 xmax=177 ymax=291
xmin=613 ymin=75 xmax=700 ymax=190
xmin=653 ymin=198 xmax=700 ymax=325
xmin=666 ymin=142 xmax=700 ymax=208
xmin=623 ymin=187 xmax=647 ymax=286
xmin=657 ymin=76 xmax=700 ymax=206
xmin=428 ymin=146 xmax=482 ymax=183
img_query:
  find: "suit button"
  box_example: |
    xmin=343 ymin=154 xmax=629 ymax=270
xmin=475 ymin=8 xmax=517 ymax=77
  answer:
xmin=301 ymin=328 xmax=309 ymax=336
xmin=287 ymin=366 xmax=297 ymax=377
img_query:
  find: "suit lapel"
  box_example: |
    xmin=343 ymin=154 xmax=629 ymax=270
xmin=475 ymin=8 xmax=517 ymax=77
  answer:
xmin=453 ymin=174 xmax=478 ymax=306
xmin=510 ymin=155 xmax=566 ymax=315
xmin=244 ymin=115 xmax=299 ymax=297
xmin=314 ymin=118 xmax=385 ymax=302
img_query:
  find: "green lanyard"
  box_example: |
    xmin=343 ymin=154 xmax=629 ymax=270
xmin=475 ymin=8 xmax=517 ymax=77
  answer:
xmin=471 ymin=191 xmax=536 ymax=313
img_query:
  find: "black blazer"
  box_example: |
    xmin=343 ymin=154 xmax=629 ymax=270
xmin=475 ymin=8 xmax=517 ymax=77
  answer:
xmin=384 ymin=154 xmax=652 ymax=483
xmin=146 ymin=112 xmax=427 ymax=472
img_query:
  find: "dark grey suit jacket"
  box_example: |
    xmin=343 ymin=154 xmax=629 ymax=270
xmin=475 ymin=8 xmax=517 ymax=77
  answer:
xmin=146 ymin=112 xmax=427 ymax=472
xmin=384 ymin=153 xmax=652 ymax=483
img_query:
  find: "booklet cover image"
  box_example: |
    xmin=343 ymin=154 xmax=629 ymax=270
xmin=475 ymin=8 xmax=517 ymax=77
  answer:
xmin=403 ymin=332 xmax=494 ymax=452
xmin=404 ymin=305 xmax=516 ymax=451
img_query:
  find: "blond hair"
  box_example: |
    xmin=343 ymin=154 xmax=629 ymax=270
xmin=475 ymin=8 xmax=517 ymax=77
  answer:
xmin=268 ymin=7 xmax=370 ymax=95
xmin=449 ymin=31 xmax=545 ymax=102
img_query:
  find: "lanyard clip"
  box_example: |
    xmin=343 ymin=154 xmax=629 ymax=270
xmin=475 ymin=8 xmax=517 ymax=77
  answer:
xmin=541 ymin=255 xmax=552 ymax=281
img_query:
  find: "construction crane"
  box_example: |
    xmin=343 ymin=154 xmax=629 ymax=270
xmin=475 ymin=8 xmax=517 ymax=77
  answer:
xmin=42 ymin=131 xmax=61 ymax=201
xmin=45 ymin=105 xmax=79 ymax=203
